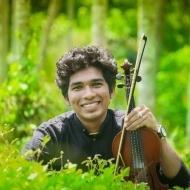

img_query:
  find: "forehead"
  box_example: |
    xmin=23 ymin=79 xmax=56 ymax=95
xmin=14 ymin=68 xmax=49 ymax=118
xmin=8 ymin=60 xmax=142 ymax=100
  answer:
xmin=69 ymin=66 xmax=104 ymax=84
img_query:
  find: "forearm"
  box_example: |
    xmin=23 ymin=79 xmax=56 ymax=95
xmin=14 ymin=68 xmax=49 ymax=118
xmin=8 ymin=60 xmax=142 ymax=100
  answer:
xmin=159 ymin=138 xmax=181 ymax=178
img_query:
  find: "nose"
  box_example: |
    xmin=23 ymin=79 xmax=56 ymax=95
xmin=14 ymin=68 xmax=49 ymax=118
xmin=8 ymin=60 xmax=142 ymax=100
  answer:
xmin=83 ymin=86 xmax=96 ymax=99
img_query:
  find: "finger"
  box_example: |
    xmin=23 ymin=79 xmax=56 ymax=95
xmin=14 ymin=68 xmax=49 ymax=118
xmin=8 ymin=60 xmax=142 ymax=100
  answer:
xmin=126 ymin=115 xmax=147 ymax=131
xmin=144 ymin=112 xmax=158 ymax=130
xmin=124 ymin=106 xmax=149 ymax=127
xmin=138 ymin=108 xmax=149 ymax=120
xmin=126 ymin=109 xmax=146 ymax=126
xmin=126 ymin=108 xmax=142 ymax=125
xmin=128 ymin=106 xmax=147 ymax=118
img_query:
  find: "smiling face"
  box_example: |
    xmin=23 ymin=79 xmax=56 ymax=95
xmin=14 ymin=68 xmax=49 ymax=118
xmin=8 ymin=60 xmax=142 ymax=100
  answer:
xmin=67 ymin=66 xmax=113 ymax=126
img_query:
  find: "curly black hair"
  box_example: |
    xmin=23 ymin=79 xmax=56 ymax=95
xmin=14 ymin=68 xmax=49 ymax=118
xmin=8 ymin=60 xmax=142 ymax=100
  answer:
xmin=56 ymin=46 xmax=117 ymax=98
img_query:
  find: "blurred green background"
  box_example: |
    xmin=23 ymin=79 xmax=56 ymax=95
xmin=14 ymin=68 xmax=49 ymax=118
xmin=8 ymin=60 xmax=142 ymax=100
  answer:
xmin=0 ymin=0 xmax=189 ymax=165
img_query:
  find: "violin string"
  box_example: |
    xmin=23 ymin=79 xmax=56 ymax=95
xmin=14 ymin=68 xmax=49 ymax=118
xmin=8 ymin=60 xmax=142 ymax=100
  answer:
xmin=137 ymin=131 xmax=147 ymax=182
xmin=138 ymin=131 xmax=148 ymax=182
xmin=130 ymin=130 xmax=148 ymax=182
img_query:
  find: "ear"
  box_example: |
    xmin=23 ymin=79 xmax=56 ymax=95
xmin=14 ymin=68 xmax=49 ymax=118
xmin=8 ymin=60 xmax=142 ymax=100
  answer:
xmin=64 ymin=96 xmax=70 ymax=105
xmin=110 ymin=90 xmax=115 ymax=99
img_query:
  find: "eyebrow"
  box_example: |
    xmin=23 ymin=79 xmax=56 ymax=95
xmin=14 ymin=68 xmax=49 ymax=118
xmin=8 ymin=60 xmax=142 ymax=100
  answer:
xmin=70 ymin=78 xmax=105 ymax=87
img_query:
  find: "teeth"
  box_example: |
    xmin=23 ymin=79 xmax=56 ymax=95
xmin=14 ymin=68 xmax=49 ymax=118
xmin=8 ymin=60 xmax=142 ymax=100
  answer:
xmin=83 ymin=102 xmax=98 ymax=106
xmin=82 ymin=102 xmax=99 ymax=107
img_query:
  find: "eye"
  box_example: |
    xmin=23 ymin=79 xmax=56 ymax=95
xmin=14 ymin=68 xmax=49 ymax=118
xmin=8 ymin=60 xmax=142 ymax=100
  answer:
xmin=72 ymin=85 xmax=83 ymax=91
xmin=92 ymin=82 xmax=103 ymax=88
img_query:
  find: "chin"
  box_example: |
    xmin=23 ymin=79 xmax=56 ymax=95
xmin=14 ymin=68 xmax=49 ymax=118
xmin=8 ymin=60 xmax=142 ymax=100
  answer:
xmin=84 ymin=111 xmax=106 ymax=121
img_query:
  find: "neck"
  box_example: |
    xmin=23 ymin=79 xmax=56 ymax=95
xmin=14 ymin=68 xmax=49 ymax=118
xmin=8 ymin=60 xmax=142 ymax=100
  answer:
xmin=77 ymin=112 xmax=107 ymax=133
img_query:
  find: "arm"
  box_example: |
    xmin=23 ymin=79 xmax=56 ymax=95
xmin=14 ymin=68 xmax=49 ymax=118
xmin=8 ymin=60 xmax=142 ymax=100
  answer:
xmin=159 ymin=138 xmax=181 ymax=178
xmin=21 ymin=128 xmax=50 ymax=162
xmin=158 ymin=138 xmax=190 ymax=188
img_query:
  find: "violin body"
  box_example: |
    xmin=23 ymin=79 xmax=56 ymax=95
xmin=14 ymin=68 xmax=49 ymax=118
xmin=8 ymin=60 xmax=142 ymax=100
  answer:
xmin=112 ymin=127 xmax=168 ymax=190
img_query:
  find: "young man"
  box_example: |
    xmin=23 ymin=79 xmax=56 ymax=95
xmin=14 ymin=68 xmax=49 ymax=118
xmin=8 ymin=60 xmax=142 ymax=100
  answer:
xmin=23 ymin=46 xmax=190 ymax=188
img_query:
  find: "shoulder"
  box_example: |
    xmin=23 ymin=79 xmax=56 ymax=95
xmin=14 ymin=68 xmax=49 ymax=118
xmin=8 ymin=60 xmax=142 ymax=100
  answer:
xmin=112 ymin=109 xmax=125 ymax=118
xmin=110 ymin=109 xmax=125 ymax=127
xmin=36 ymin=111 xmax=74 ymax=136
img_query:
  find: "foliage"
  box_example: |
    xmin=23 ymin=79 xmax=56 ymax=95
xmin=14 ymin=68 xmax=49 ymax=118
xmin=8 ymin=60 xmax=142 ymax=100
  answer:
xmin=156 ymin=46 xmax=190 ymax=129
xmin=0 ymin=52 xmax=66 ymax=141
xmin=107 ymin=7 xmax=137 ymax=60
xmin=0 ymin=128 xmax=150 ymax=190
xmin=0 ymin=12 xmax=68 ymax=139
xmin=0 ymin=127 xmax=189 ymax=190
xmin=0 ymin=57 xmax=42 ymax=137
xmin=0 ymin=0 xmax=190 ymax=189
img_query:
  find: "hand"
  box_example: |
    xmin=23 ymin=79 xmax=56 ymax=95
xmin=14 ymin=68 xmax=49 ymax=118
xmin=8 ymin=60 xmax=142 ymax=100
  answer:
xmin=124 ymin=105 xmax=159 ymax=131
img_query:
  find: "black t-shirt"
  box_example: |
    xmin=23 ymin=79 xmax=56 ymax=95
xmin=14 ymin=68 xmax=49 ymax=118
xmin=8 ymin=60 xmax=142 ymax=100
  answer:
xmin=23 ymin=109 xmax=190 ymax=188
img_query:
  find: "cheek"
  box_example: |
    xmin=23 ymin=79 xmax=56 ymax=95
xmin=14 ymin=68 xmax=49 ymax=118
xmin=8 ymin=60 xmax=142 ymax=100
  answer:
xmin=67 ymin=91 xmax=82 ymax=105
xmin=102 ymin=91 xmax=111 ymax=103
xmin=67 ymin=91 xmax=75 ymax=104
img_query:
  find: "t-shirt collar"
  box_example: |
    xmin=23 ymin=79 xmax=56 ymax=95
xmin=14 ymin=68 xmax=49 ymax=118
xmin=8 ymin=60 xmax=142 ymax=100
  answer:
xmin=73 ymin=110 xmax=111 ymax=137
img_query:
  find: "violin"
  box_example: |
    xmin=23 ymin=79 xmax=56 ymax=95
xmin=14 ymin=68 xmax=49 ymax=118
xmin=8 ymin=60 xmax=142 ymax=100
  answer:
xmin=112 ymin=35 xmax=168 ymax=190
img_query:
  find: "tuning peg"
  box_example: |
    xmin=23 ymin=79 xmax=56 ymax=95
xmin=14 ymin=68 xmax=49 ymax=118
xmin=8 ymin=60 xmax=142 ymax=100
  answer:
xmin=117 ymin=83 xmax=125 ymax=88
xmin=136 ymin=76 xmax=142 ymax=82
xmin=116 ymin=73 xmax=124 ymax=80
